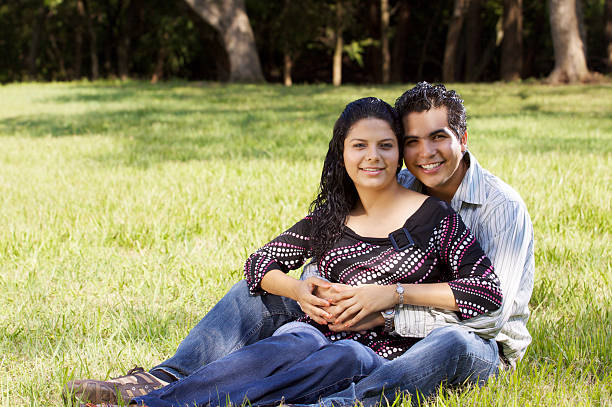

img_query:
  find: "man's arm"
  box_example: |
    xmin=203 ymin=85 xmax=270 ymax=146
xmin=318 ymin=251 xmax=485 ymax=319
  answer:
xmin=394 ymin=200 xmax=534 ymax=339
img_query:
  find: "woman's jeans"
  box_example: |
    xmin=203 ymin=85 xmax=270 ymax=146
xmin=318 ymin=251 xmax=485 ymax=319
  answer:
xmin=135 ymin=322 xmax=385 ymax=407
xmin=151 ymin=280 xmax=500 ymax=406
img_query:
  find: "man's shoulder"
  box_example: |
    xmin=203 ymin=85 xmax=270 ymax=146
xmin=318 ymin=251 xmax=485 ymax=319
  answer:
xmin=473 ymin=165 xmax=532 ymax=233
xmin=476 ymin=164 xmax=527 ymax=211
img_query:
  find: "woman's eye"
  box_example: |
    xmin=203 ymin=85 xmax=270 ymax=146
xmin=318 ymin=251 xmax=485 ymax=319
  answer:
xmin=380 ymin=143 xmax=394 ymax=149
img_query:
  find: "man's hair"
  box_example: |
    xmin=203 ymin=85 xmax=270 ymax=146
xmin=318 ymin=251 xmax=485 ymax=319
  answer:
xmin=394 ymin=82 xmax=467 ymax=140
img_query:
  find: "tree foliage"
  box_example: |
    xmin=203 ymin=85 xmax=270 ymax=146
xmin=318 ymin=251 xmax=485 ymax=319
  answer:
xmin=0 ymin=0 xmax=608 ymax=84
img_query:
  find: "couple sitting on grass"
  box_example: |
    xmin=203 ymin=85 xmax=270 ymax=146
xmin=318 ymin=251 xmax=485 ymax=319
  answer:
xmin=67 ymin=82 xmax=534 ymax=407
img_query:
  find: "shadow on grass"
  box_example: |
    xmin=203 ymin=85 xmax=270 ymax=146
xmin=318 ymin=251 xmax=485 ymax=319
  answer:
xmin=4 ymin=82 xmax=611 ymax=167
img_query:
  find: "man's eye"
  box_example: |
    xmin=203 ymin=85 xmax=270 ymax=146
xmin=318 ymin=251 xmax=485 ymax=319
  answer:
xmin=432 ymin=133 xmax=446 ymax=140
xmin=405 ymin=140 xmax=417 ymax=145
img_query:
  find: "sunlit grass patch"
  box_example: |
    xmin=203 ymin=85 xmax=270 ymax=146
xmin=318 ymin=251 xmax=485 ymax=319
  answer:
xmin=0 ymin=81 xmax=610 ymax=406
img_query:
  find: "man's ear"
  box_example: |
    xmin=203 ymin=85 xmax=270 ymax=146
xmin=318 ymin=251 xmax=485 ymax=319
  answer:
xmin=460 ymin=131 xmax=468 ymax=152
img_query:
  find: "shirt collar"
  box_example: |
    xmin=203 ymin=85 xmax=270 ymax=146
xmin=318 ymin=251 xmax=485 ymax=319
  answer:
xmin=451 ymin=151 xmax=486 ymax=206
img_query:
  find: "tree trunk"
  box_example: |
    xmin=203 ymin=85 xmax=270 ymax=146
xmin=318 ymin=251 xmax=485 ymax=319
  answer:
xmin=27 ymin=6 xmax=47 ymax=79
xmin=417 ymin=5 xmax=441 ymax=79
xmin=82 ymin=0 xmax=99 ymax=79
xmin=606 ymin=0 xmax=612 ymax=73
xmin=151 ymin=38 xmax=167 ymax=83
xmin=391 ymin=0 xmax=410 ymax=82
xmin=74 ymin=0 xmax=85 ymax=79
xmin=501 ymin=0 xmax=522 ymax=81
xmin=380 ymin=0 xmax=390 ymax=84
xmin=547 ymin=0 xmax=591 ymax=83
xmin=283 ymin=51 xmax=292 ymax=86
xmin=183 ymin=0 xmax=264 ymax=82
xmin=117 ymin=0 xmax=135 ymax=81
xmin=443 ymin=0 xmax=469 ymax=82
xmin=333 ymin=1 xmax=343 ymax=86
xmin=465 ymin=0 xmax=482 ymax=81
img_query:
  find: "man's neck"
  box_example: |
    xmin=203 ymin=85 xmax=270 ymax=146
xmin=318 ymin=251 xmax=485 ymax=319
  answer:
xmin=424 ymin=156 xmax=468 ymax=203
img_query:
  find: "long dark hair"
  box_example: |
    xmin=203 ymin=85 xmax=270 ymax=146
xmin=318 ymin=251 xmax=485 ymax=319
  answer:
xmin=309 ymin=97 xmax=403 ymax=259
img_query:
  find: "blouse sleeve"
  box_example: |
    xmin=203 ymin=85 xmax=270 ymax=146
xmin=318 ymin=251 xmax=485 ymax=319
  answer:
xmin=434 ymin=212 xmax=503 ymax=319
xmin=244 ymin=216 xmax=314 ymax=295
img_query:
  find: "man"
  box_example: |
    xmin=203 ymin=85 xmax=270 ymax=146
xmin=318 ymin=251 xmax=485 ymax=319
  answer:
xmin=66 ymin=82 xmax=534 ymax=406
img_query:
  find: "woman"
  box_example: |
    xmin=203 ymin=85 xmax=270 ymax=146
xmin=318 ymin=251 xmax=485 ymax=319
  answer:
xmin=131 ymin=98 xmax=502 ymax=407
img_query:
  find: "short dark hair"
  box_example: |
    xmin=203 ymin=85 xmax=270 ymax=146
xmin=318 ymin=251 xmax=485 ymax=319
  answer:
xmin=309 ymin=97 xmax=402 ymax=259
xmin=394 ymin=82 xmax=467 ymax=140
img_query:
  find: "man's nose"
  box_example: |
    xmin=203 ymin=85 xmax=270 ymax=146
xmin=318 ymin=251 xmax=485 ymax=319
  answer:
xmin=418 ymin=140 xmax=436 ymax=157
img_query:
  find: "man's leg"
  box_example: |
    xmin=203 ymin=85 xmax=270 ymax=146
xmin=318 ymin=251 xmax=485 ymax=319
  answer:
xmin=313 ymin=325 xmax=500 ymax=407
xmin=152 ymin=279 xmax=303 ymax=380
xmin=65 ymin=280 xmax=303 ymax=404
xmin=133 ymin=323 xmax=384 ymax=407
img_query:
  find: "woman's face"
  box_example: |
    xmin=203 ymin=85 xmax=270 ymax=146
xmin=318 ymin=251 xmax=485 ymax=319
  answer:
xmin=342 ymin=118 xmax=399 ymax=192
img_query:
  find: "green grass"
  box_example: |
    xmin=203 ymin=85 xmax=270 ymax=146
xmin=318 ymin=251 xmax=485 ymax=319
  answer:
xmin=0 ymin=80 xmax=610 ymax=406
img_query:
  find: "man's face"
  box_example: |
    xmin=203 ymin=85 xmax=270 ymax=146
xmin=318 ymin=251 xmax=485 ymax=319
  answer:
xmin=402 ymin=107 xmax=468 ymax=201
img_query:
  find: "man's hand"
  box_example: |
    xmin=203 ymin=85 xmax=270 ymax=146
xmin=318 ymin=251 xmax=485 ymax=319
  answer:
xmin=327 ymin=284 xmax=396 ymax=327
xmin=292 ymin=276 xmax=334 ymax=325
xmin=327 ymin=311 xmax=384 ymax=333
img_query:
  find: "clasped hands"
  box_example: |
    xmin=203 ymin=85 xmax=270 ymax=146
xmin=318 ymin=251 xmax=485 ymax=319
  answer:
xmin=294 ymin=276 xmax=398 ymax=332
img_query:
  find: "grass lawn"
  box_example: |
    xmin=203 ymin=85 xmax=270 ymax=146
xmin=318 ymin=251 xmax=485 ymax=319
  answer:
xmin=0 ymin=80 xmax=610 ymax=406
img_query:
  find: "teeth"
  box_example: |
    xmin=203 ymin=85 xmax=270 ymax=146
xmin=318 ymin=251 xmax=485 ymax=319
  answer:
xmin=362 ymin=168 xmax=382 ymax=172
xmin=420 ymin=162 xmax=441 ymax=170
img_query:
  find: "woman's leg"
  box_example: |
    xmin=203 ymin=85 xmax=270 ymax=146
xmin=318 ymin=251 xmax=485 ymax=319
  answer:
xmin=133 ymin=323 xmax=384 ymax=407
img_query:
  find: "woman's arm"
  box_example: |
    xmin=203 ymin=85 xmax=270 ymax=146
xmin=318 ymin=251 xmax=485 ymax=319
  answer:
xmin=244 ymin=216 xmax=336 ymax=324
xmin=326 ymin=212 xmax=502 ymax=327
xmin=260 ymin=270 xmax=333 ymax=324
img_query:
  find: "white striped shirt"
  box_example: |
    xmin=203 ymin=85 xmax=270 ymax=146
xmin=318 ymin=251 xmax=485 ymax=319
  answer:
xmin=395 ymin=151 xmax=534 ymax=367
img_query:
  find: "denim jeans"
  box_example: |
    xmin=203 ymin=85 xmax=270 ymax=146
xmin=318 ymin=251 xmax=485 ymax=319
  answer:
xmin=152 ymin=280 xmax=500 ymax=405
xmin=308 ymin=325 xmax=500 ymax=407
xmin=134 ymin=322 xmax=385 ymax=407
xmin=152 ymin=280 xmax=303 ymax=380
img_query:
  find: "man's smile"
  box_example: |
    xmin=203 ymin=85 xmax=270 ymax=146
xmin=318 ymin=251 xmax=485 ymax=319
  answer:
xmin=418 ymin=161 xmax=444 ymax=171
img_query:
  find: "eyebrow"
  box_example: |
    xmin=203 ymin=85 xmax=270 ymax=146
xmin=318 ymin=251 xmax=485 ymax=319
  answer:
xmin=405 ymin=128 xmax=453 ymax=138
xmin=348 ymin=137 xmax=396 ymax=142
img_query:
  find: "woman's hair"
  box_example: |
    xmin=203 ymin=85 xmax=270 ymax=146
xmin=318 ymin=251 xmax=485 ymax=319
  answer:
xmin=309 ymin=97 xmax=403 ymax=259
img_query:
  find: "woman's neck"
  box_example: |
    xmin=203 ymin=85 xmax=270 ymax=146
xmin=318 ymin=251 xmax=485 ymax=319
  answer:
xmin=352 ymin=181 xmax=404 ymax=217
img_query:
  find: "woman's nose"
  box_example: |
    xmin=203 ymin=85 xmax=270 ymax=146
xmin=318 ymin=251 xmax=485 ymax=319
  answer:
xmin=365 ymin=146 xmax=380 ymax=161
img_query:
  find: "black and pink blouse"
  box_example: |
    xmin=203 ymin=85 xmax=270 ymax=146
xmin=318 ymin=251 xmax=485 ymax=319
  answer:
xmin=244 ymin=197 xmax=502 ymax=360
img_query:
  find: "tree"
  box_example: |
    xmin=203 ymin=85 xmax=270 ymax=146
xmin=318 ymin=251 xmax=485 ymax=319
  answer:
xmin=184 ymin=0 xmax=264 ymax=82
xmin=501 ymin=0 xmax=523 ymax=81
xmin=547 ymin=0 xmax=591 ymax=83
xmin=606 ymin=0 xmax=612 ymax=72
xmin=390 ymin=0 xmax=410 ymax=82
xmin=380 ymin=0 xmax=390 ymax=83
xmin=332 ymin=0 xmax=344 ymax=86
xmin=443 ymin=0 xmax=469 ymax=82
xmin=465 ymin=0 xmax=482 ymax=81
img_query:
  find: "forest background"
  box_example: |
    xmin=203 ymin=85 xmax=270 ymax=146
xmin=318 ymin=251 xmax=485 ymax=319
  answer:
xmin=2 ymin=0 xmax=611 ymax=85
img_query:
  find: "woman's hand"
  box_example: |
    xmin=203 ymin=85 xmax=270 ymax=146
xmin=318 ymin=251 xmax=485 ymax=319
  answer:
xmin=291 ymin=276 xmax=335 ymax=325
xmin=327 ymin=311 xmax=384 ymax=333
xmin=260 ymin=270 xmax=333 ymax=325
xmin=327 ymin=284 xmax=397 ymax=327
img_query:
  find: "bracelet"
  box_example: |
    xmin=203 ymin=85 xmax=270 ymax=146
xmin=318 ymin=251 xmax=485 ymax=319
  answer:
xmin=396 ymin=282 xmax=404 ymax=305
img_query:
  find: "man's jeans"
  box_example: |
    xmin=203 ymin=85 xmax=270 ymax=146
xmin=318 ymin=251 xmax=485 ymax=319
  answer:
xmin=136 ymin=322 xmax=384 ymax=407
xmin=152 ymin=280 xmax=499 ymax=404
